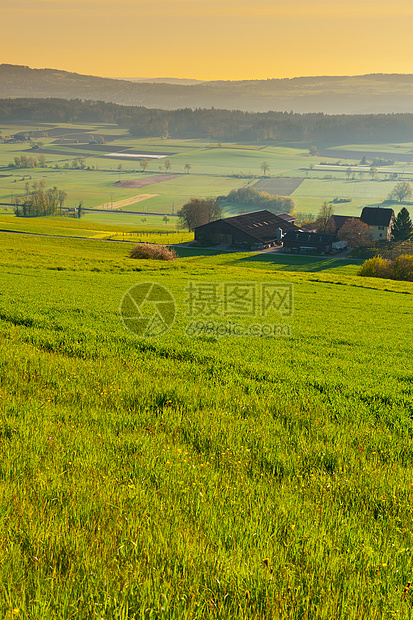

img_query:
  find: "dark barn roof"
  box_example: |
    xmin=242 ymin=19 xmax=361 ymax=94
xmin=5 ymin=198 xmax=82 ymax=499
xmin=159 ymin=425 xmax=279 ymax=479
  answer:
xmin=195 ymin=210 xmax=297 ymax=243
xmin=361 ymin=207 xmax=394 ymax=227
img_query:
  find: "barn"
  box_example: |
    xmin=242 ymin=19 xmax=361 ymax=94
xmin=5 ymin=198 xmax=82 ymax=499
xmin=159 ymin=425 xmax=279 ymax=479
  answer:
xmin=194 ymin=209 xmax=298 ymax=249
xmin=282 ymin=231 xmax=338 ymax=254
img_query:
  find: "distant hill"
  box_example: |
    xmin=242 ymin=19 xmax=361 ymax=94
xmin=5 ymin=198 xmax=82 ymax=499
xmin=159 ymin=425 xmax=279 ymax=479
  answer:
xmin=111 ymin=77 xmax=205 ymax=85
xmin=4 ymin=65 xmax=413 ymax=113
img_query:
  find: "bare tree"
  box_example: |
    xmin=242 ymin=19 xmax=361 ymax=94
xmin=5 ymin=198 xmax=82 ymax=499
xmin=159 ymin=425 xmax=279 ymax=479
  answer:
xmin=389 ymin=181 xmax=413 ymax=203
xmin=140 ymin=158 xmax=149 ymax=172
xmin=315 ymin=202 xmax=334 ymax=233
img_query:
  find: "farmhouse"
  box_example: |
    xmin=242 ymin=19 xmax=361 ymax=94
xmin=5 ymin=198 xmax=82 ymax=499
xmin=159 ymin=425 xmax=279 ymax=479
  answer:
xmin=360 ymin=206 xmax=394 ymax=241
xmin=282 ymin=231 xmax=337 ymax=254
xmin=194 ymin=209 xmax=298 ymax=249
xmin=328 ymin=207 xmax=394 ymax=241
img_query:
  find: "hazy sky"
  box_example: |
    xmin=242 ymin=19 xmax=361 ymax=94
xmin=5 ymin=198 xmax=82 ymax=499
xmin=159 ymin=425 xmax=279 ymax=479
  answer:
xmin=2 ymin=0 xmax=413 ymax=80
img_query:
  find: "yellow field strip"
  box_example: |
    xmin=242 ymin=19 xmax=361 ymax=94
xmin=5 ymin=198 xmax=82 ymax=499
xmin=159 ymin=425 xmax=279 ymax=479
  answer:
xmin=96 ymin=194 xmax=159 ymax=210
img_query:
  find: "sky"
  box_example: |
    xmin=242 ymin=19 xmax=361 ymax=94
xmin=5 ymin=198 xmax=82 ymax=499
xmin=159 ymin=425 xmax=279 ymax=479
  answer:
xmin=2 ymin=0 xmax=413 ymax=80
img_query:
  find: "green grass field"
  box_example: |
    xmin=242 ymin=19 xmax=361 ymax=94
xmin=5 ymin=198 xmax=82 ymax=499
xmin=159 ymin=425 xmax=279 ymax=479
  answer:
xmin=1 ymin=228 xmax=413 ymax=618
xmin=2 ymin=121 xmax=413 ymax=223
xmin=0 ymin=215 xmax=193 ymax=244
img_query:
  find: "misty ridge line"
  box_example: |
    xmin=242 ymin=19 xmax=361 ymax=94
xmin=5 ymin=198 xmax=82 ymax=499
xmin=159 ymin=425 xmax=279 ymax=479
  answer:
xmin=5 ymin=64 xmax=413 ymax=114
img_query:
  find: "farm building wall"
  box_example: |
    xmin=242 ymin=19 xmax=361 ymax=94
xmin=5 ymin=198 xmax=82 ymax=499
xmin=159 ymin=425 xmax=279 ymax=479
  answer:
xmin=195 ymin=221 xmax=261 ymax=246
xmin=368 ymin=225 xmax=393 ymax=241
xmin=283 ymin=241 xmax=333 ymax=254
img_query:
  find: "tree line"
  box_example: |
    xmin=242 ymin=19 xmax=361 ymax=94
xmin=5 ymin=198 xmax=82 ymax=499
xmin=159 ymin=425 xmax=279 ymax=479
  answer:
xmin=11 ymin=154 xmax=47 ymax=168
xmin=5 ymin=98 xmax=413 ymax=142
xmin=224 ymin=187 xmax=294 ymax=213
xmin=14 ymin=183 xmax=67 ymax=217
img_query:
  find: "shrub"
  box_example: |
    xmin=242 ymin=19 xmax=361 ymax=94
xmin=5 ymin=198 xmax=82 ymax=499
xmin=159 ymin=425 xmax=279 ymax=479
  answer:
xmin=358 ymin=256 xmax=392 ymax=279
xmin=358 ymin=254 xmax=413 ymax=281
xmin=129 ymin=243 xmax=177 ymax=261
xmin=391 ymin=255 xmax=413 ymax=281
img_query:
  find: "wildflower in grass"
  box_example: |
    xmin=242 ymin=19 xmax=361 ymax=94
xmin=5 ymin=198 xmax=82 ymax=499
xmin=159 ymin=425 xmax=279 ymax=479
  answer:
xmin=12 ymin=611 xmax=20 ymax=616
xmin=402 ymin=582 xmax=412 ymax=599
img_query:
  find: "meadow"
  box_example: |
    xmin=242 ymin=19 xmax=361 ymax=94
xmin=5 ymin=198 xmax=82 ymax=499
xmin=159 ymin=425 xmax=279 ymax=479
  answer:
xmin=0 ymin=215 xmax=192 ymax=244
xmin=2 ymin=121 xmax=413 ymax=225
xmin=1 ymin=229 xmax=413 ymax=618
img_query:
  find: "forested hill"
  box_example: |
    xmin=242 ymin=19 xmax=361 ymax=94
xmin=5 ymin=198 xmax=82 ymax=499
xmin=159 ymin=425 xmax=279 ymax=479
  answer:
xmin=3 ymin=98 xmax=413 ymax=143
xmin=4 ymin=64 xmax=413 ymax=114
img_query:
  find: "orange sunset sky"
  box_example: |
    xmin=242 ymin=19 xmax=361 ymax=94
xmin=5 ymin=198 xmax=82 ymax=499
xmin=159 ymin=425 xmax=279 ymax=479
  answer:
xmin=1 ymin=0 xmax=413 ymax=80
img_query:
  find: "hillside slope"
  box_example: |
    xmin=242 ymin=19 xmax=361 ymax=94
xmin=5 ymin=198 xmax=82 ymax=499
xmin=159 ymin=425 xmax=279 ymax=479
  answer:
xmin=3 ymin=64 xmax=413 ymax=113
xmin=1 ymin=232 xmax=413 ymax=617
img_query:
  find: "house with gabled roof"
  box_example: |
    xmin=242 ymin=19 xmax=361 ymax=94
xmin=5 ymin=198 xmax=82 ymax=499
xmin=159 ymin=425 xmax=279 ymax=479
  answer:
xmin=360 ymin=207 xmax=394 ymax=241
xmin=194 ymin=209 xmax=299 ymax=248
xmin=328 ymin=207 xmax=394 ymax=241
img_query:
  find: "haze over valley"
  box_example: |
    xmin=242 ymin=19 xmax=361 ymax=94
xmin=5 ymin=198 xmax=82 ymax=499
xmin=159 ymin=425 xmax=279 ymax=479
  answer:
xmin=4 ymin=64 xmax=413 ymax=114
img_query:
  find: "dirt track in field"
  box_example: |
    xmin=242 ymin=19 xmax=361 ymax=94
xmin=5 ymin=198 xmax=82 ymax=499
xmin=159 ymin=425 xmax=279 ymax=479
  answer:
xmin=96 ymin=194 xmax=158 ymax=210
xmin=116 ymin=175 xmax=181 ymax=188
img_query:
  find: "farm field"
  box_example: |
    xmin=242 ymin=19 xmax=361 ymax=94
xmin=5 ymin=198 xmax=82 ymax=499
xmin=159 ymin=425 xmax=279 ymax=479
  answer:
xmin=252 ymin=177 xmax=304 ymax=196
xmin=1 ymin=229 xmax=413 ymax=617
xmin=2 ymin=120 xmax=413 ymax=224
xmin=0 ymin=215 xmax=193 ymax=244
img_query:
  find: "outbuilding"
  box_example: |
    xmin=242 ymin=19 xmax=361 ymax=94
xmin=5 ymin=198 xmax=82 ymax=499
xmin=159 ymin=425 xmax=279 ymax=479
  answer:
xmin=282 ymin=231 xmax=337 ymax=254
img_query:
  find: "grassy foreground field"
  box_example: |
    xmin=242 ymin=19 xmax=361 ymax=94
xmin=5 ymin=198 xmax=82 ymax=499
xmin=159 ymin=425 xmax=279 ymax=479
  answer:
xmin=1 ymin=233 xmax=413 ymax=619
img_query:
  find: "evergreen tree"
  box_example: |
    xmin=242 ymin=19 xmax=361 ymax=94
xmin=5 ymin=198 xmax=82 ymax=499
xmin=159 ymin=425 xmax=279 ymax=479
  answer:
xmin=392 ymin=207 xmax=413 ymax=241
